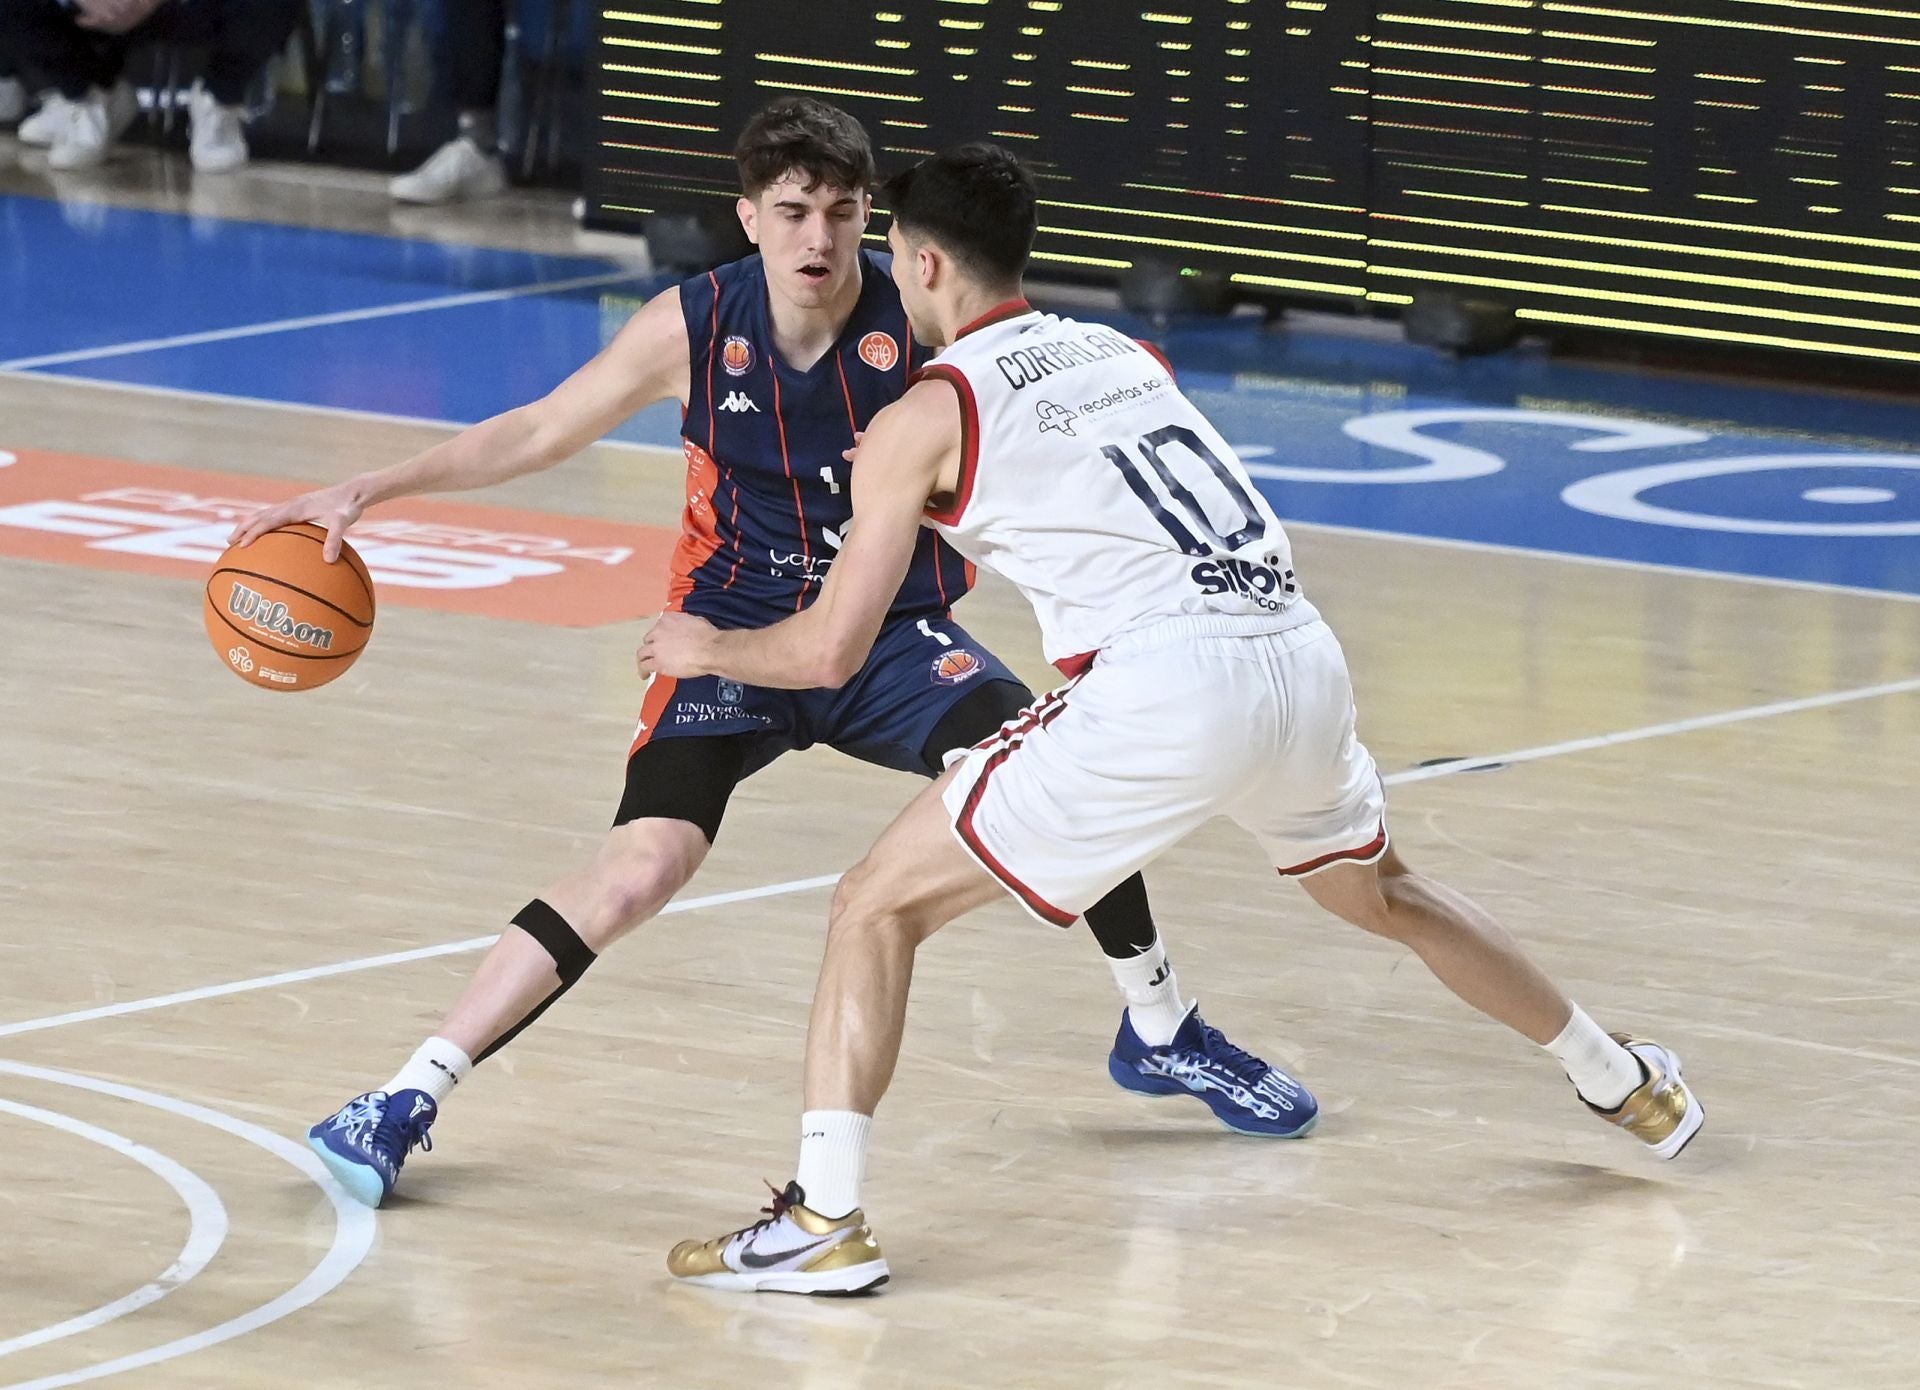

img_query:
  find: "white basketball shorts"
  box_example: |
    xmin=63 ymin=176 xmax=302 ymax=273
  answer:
xmin=940 ymin=616 xmax=1387 ymax=926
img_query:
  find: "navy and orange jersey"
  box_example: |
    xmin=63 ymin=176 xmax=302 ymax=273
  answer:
xmin=669 ymin=250 xmax=976 ymax=628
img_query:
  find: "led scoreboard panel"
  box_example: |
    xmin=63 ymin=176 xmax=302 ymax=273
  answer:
xmin=587 ymin=1 xmax=1920 ymax=365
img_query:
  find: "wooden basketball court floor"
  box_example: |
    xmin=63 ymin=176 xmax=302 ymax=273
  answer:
xmin=3 ymin=171 xmax=1919 ymax=1390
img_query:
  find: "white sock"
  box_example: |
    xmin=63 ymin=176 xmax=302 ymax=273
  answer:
xmin=795 ymin=1110 xmax=871 ymax=1218
xmin=1544 ymin=1006 xmax=1643 ymax=1109
xmin=1107 ymin=939 xmax=1189 ymax=1046
xmin=381 ymin=1036 xmax=473 ymax=1105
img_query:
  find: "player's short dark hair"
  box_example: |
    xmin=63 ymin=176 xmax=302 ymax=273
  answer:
xmin=885 ymin=143 xmax=1037 ymax=286
xmin=734 ymin=97 xmax=876 ymax=198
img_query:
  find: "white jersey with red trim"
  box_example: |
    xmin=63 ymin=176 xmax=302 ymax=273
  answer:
xmin=918 ymin=302 xmax=1318 ymax=671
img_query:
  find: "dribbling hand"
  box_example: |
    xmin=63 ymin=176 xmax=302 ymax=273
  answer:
xmin=228 ymin=483 xmax=365 ymax=563
xmin=637 ymin=611 xmax=719 ymax=680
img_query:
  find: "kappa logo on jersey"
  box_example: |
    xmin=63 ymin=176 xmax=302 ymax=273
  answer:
xmin=1036 ymin=401 xmax=1078 ymax=437
xmin=721 ymin=336 xmax=755 ymax=376
xmin=931 ymin=649 xmax=986 ymax=686
xmin=858 ymin=332 xmax=900 ymax=371
xmin=718 ymin=391 xmax=761 ymax=413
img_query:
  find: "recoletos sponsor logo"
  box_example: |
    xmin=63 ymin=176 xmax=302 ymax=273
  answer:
xmin=1079 ymin=376 xmax=1171 ymax=413
xmin=1036 ymin=401 xmax=1077 ymax=436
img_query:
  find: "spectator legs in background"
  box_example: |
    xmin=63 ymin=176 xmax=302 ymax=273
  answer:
xmin=0 ymin=0 xmax=137 ymax=167
xmin=0 ymin=0 xmax=298 ymax=171
xmin=144 ymin=0 xmax=303 ymax=172
xmin=390 ymin=0 xmax=508 ymax=204
xmin=1 ymin=48 xmax=27 ymax=125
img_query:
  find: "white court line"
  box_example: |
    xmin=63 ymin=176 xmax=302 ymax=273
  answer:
xmin=1 ymin=675 xmax=1914 ymax=1043
xmin=0 ymin=268 xmax=646 ymax=373
xmin=4 ymin=376 xmax=1919 ymax=607
xmin=1286 ymin=517 xmax=1920 ymax=607
xmin=0 ymin=1098 xmax=227 ymax=1360
xmin=0 ymin=1060 xmax=376 ymax=1390
xmin=1687 ymin=1019 xmax=1920 ymax=1071
xmin=0 ymin=367 xmax=671 ymax=456
xmin=0 ymin=874 xmax=844 ymax=1041
xmin=1385 ymin=674 xmax=1920 ymax=785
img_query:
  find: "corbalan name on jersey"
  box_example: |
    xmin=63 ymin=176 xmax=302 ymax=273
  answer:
xmin=993 ymin=327 xmax=1137 ymax=391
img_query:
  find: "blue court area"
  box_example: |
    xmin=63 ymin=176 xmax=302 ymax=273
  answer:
xmin=5 ymin=191 xmax=1917 ymax=598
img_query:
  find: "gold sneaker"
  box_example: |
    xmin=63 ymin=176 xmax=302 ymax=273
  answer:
xmin=668 ymin=1181 xmax=889 ymax=1295
xmin=1587 ymin=1034 xmax=1705 ymax=1160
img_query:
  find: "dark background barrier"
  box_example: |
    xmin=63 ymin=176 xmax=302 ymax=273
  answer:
xmin=582 ymin=0 xmax=1920 ymax=367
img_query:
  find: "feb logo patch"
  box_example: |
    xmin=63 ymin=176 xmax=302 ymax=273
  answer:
xmin=722 ymin=335 xmax=754 ymax=376
xmin=858 ymin=332 xmax=899 ymax=371
xmin=931 ymin=649 xmax=985 ymax=686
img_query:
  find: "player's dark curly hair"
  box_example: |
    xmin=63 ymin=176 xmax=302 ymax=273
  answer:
xmin=734 ymin=97 xmax=876 ymax=198
xmin=885 ymin=143 xmax=1037 ymax=286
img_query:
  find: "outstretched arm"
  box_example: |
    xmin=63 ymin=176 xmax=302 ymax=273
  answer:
xmin=638 ymin=378 xmax=962 ymax=689
xmin=228 ymin=286 xmax=692 ymax=560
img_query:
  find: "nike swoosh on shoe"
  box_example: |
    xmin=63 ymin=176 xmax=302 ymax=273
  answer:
xmin=736 ymin=1235 xmax=838 ymax=1270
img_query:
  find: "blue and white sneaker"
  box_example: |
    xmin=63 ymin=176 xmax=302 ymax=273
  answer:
xmin=306 ymin=1089 xmax=437 ymax=1208
xmin=1108 ymin=1005 xmax=1318 ymax=1137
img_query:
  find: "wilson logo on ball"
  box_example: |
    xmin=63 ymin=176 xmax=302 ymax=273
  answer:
xmin=228 ymin=581 xmax=336 ymax=650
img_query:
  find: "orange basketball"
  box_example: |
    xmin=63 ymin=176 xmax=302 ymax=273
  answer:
xmin=203 ymin=523 xmax=375 ymax=692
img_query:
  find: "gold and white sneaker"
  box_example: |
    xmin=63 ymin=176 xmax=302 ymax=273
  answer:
xmin=668 ymin=1181 xmax=889 ymax=1296
xmin=1587 ymin=1034 xmax=1704 ymax=1159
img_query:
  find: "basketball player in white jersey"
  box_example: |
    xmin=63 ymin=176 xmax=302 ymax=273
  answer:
xmin=638 ymin=144 xmax=1704 ymax=1295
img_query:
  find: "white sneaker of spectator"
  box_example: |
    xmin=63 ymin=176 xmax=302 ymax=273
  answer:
xmin=390 ymin=136 xmax=507 ymax=205
xmin=188 ymin=85 xmax=249 ymax=173
xmin=47 ymin=83 xmax=134 ymax=170
xmin=0 ymin=79 xmax=28 ymax=127
xmin=38 ymin=82 xmax=137 ymax=165
xmin=17 ymin=94 xmax=65 ymax=147
xmin=22 ymin=89 xmax=108 ymax=149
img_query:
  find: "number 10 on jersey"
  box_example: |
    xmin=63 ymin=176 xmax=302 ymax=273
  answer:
xmin=1100 ymin=425 xmax=1268 ymax=557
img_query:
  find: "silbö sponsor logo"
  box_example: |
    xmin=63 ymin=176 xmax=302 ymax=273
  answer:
xmin=1190 ymin=557 xmax=1299 ymax=613
xmin=228 ymin=582 xmax=335 ymax=651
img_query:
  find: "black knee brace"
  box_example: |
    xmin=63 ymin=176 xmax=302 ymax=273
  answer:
xmin=476 ymin=899 xmax=599 ymax=1065
xmin=510 ymin=898 xmax=598 ymax=985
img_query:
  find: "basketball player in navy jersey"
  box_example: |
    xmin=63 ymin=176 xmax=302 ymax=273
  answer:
xmin=645 ymin=144 xmax=1702 ymax=1294
xmin=232 ymin=98 xmax=1311 ymax=1211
